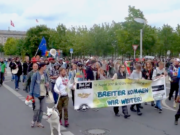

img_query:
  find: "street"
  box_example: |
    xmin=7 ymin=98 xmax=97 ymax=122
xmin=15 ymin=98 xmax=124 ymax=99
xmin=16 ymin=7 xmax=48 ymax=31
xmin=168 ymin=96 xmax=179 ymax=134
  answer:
xmin=0 ymin=73 xmax=179 ymax=135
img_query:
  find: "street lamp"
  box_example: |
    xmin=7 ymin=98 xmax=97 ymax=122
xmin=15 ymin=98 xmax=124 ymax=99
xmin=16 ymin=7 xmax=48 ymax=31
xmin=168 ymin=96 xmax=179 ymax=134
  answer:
xmin=134 ymin=18 xmax=147 ymax=60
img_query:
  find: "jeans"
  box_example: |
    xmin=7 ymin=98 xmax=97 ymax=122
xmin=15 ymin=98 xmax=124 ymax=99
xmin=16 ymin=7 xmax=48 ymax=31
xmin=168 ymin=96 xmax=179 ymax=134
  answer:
xmin=15 ymin=75 xmax=20 ymax=89
xmin=33 ymin=96 xmax=46 ymax=123
xmin=11 ymin=74 xmax=15 ymax=80
xmin=156 ymin=100 xmax=162 ymax=109
xmin=51 ymin=83 xmax=58 ymax=104
xmin=23 ymin=75 xmax=27 ymax=83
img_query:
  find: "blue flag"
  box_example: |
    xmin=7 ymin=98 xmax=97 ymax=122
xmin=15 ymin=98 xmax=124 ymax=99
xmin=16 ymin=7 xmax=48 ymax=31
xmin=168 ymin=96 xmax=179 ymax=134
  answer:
xmin=38 ymin=37 xmax=47 ymax=56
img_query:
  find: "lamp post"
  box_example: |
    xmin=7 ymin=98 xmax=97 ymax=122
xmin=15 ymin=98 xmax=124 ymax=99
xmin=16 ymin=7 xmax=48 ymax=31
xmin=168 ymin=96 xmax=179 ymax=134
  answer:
xmin=134 ymin=18 xmax=147 ymax=60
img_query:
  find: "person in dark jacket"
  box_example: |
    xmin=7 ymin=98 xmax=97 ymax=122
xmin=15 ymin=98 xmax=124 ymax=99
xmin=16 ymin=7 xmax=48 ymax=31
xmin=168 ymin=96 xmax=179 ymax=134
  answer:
xmin=168 ymin=58 xmax=180 ymax=107
xmin=11 ymin=57 xmax=22 ymax=90
xmin=9 ymin=58 xmax=15 ymax=81
xmin=86 ymin=60 xmax=96 ymax=81
xmin=22 ymin=56 xmax=32 ymax=83
xmin=112 ymin=64 xmax=131 ymax=118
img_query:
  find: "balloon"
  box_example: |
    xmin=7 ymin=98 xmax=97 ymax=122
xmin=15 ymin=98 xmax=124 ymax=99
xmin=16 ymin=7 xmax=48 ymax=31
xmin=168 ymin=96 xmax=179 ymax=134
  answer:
xmin=50 ymin=49 xmax=57 ymax=57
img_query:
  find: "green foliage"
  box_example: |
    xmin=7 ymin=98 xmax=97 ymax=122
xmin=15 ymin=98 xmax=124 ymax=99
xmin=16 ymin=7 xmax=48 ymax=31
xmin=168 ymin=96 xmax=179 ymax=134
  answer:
xmin=4 ymin=6 xmax=180 ymax=58
xmin=4 ymin=38 xmax=17 ymax=55
xmin=0 ymin=43 xmax=4 ymax=52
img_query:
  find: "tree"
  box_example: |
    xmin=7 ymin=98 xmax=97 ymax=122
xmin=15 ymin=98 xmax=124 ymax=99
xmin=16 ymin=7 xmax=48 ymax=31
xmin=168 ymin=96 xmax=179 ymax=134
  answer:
xmin=24 ymin=25 xmax=51 ymax=57
xmin=0 ymin=43 xmax=4 ymax=52
xmin=4 ymin=38 xmax=17 ymax=55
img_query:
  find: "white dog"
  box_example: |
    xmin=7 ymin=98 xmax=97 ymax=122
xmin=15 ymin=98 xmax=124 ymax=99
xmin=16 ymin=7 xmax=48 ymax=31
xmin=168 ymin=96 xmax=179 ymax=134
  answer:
xmin=46 ymin=107 xmax=61 ymax=135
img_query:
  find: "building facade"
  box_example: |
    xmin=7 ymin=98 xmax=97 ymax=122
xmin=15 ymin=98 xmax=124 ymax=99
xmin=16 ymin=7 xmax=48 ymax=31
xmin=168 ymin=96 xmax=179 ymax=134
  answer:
xmin=0 ymin=30 xmax=26 ymax=45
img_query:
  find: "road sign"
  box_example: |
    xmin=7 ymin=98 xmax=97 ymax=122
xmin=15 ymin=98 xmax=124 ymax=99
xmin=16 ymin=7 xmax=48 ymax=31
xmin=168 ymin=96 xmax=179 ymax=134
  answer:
xmin=70 ymin=48 xmax=73 ymax=54
xmin=132 ymin=45 xmax=138 ymax=51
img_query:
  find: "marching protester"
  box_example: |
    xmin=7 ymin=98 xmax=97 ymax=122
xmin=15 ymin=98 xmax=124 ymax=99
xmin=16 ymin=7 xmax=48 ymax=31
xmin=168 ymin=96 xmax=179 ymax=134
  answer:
xmin=11 ymin=57 xmax=22 ymax=90
xmin=168 ymin=58 xmax=179 ymax=107
xmin=9 ymin=58 xmax=15 ymax=81
xmin=69 ymin=63 xmax=77 ymax=106
xmin=175 ymin=82 xmax=180 ymax=125
xmin=49 ymin=62 xmax=61 ymax=104
xmin=152 ymin=62 xmax=167 ymax=113
xmin=22 ymin=56 xmax=32 ymax=83
xmin=142 ymin=60 xmax=155 ymax=106
xmin=129 ymin=64 xmax=143 ymax=116
xmin=23 ymin=63 xmax=39 ymax=93
xmin=29 ymin=62 xmax=49 ymax=128
xmin=54 ymin=68 xmax=69 ymax=127
xmin=0 ymin=58 xmax=6 ymax=86
xmin=112 ymin=64 xmax=131 ymax=118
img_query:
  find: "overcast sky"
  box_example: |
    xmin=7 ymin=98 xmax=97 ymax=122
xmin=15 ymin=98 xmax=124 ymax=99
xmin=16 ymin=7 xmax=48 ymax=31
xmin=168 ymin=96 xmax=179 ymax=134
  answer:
xmin=0 ymin=0 xmax=180 ymax=31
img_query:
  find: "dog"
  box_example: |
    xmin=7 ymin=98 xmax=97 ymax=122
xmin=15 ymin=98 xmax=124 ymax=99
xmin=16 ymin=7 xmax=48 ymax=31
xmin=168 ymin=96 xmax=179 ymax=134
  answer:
xmin=46 ymin=107 xmax=61 ymax=135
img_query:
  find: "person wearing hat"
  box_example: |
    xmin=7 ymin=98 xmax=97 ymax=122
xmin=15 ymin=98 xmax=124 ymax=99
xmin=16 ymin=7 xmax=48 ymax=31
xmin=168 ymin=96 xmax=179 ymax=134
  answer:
xmin=49 ymin=62 xmax=61 ymax=104
xmin=168 ymin=58 xmax=180 ymax=108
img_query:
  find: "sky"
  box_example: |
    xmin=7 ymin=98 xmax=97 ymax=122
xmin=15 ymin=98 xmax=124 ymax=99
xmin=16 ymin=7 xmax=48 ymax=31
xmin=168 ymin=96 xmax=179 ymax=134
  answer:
xmin=0 ymin=0 xmax=180 ymax=31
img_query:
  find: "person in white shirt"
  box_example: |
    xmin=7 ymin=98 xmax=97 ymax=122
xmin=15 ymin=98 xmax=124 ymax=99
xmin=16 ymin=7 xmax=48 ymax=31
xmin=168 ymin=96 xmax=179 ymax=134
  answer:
xmin=54 ymin=68 xmax=69 ymax=127
xmin=152 ymin=62 xmax=167 ymax=113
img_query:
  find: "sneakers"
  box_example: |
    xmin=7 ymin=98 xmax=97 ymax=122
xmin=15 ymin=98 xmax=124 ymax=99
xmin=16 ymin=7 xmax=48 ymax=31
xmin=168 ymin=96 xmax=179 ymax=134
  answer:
xmin=115 ymin=113 xmax=120 ymax=117
xmin=31 ymin=121 xmax=35 ymax=128
xmin=36 ymin=122 xmax=44 ymax=128
xmin=154 ymin=106 xmax=158 ymax=109
xmin=59 ymin=120 xmax=62 ymax=125
xmin=159 ymin=109 xmax=162 ymax=113
xmin=175 ymin=120 xmax=178 ymax=125
xmin=65 ymin=120 xmax=69 ymax=127
xmin=173 ymin=101 xmax=177 ymax=108
xmin=124 ymin=114 xmax=131 ymax=119
xmin=137 ymin=112 xmax=142 ymax=116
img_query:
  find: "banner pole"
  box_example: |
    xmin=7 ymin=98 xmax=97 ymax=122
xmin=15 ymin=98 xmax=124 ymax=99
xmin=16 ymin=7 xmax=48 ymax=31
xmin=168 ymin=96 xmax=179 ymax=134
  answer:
xmin=34 ymin=48 xmax=39 ymax=57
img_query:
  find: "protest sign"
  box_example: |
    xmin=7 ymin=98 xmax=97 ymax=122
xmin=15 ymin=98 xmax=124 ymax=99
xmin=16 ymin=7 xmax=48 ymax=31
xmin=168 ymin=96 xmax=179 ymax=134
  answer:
xmin=74 ymin=77 xmax=166 ymax=110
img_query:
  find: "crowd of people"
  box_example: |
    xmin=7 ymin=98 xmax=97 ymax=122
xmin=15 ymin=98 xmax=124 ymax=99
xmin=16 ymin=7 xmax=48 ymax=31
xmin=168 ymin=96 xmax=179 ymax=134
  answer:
xmin=1 ymin=55 xmax=180 ymax=129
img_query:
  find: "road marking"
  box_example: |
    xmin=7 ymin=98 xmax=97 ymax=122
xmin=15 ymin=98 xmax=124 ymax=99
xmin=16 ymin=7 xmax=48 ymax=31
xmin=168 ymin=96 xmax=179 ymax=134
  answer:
xmin=162 ymin=97 xmax=176 ymax=112
xmin=3 ymin=81 xmax=74 ymax=135
xmin=62 ymin=131 xmax=74 ymax=135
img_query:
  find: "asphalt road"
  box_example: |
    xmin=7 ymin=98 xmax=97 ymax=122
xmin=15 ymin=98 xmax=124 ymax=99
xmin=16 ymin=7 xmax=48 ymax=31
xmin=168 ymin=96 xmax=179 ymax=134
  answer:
xmin=1 ymin=71 xmax=180 ymax=135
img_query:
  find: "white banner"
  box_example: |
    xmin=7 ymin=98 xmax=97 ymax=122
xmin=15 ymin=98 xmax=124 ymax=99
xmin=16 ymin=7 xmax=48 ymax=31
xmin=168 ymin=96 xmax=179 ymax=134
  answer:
xmin=151 ymin=77 xmax=166 ymax=100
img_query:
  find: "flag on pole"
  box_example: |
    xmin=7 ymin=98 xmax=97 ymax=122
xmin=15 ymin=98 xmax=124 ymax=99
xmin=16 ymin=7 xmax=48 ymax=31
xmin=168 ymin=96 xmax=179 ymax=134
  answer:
xmin=10 ymin=20 xmax=15 ymax=27
xmin=36 ymin=19 xmax=38 ymax=23
xmin=124 ymin=61 xmax=131 ymax=75
xmin=38 ymin=37 xmax=47 ymax=56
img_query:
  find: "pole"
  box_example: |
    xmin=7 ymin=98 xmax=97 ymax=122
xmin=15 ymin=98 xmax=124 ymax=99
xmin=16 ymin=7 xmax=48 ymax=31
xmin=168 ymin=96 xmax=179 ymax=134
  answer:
xmin=34 ymin=48 xmax=39 ymax=57
xmin=71 ymin=53 xmax=72 ymax=59
xmin=134 ymin=50 xmax=135 ymax=59
xmin=140 ymin=29 xmax=143 ymax=60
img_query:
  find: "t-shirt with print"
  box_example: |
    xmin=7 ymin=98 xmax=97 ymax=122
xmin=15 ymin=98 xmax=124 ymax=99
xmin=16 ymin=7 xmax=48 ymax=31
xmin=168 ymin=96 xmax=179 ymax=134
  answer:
xmin=40 ymin=74 xmax=46 ymax=96
xmin=75 ymin=71 xmax=84 ymax=82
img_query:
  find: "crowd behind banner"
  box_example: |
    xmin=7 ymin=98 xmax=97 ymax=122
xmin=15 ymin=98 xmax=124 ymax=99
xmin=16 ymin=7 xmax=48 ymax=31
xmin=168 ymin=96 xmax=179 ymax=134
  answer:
xmin=0 ymin=55 xmax=180 ymax=127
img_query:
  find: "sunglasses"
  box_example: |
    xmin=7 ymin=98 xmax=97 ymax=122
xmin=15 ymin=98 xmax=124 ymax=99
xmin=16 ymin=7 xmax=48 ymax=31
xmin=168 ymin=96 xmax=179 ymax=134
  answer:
xmin=121 ymin=67 xmax=125 ymax=68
